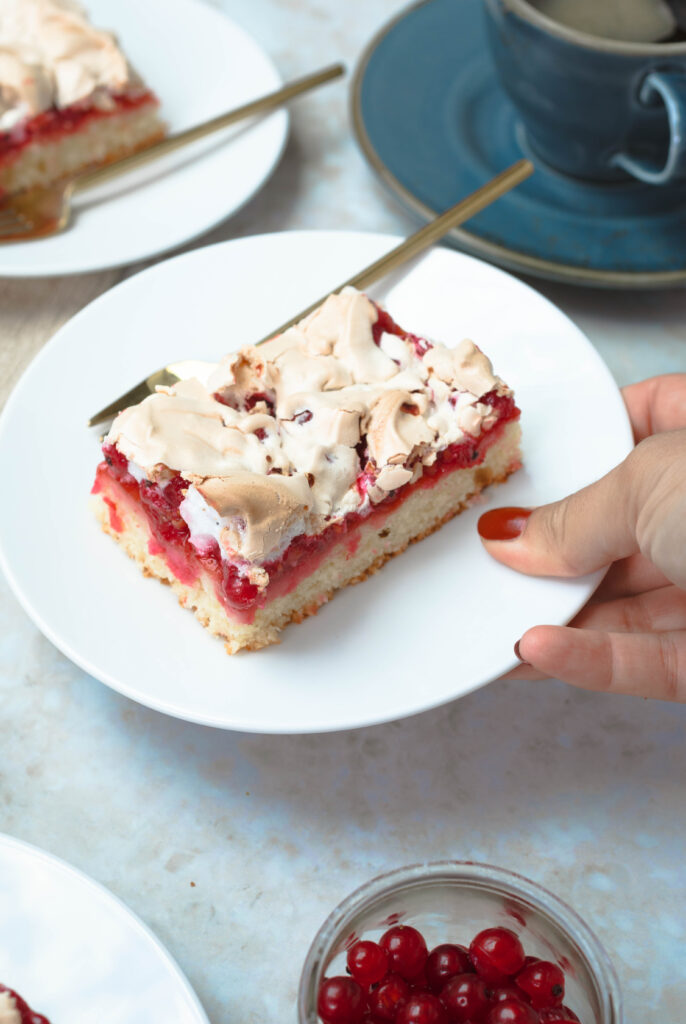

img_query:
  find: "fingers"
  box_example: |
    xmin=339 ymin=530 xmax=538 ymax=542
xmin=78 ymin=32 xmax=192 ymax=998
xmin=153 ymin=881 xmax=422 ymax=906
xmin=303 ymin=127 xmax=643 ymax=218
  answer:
xmin=622 ymin=374 xmax=686 ymax=441
xmin=477 ymin=459 xmax=637 ymax=578
xmin=591 ymin=552 xmax=670 ymax=602
xmin=517 ymin=624 xmax=686 ymax=701
xmin=501 ymin=579 xmax=684 ymax=682
xmin=478 ymin=430 xmax=686 ymax=586
xmin=499 ymin=664 xmax=548 ymax=681
xmin=571 ymin=585 xmax=686 ymax=633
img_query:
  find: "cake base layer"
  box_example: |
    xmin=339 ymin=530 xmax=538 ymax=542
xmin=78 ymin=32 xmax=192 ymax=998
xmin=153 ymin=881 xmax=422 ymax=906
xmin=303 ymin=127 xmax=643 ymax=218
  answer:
xmin=91 ymin=420 xmax=521 ymax=654
xmin=0 ymin=104 xmax=164 ymax=196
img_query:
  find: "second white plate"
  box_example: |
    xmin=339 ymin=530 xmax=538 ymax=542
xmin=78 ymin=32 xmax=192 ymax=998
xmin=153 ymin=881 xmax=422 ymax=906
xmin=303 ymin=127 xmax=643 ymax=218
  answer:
xmin=0 ymin=0 xmax=288 ymax=276
xmin=0 ymin=231 xmax=633 ymax=732
xmin=0 ymin=833 xmax=208 ymax=1023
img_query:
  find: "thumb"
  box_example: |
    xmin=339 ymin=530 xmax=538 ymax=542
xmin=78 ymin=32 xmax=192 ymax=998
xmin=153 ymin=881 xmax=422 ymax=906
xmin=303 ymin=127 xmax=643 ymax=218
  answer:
xmin=477 ymin=432 xmax=686 ymax=586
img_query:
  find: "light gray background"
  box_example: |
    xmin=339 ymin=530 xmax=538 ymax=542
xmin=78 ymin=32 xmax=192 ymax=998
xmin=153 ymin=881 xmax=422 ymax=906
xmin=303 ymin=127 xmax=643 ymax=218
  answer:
xmin=1 ymin=1 xmax=685 ymax=1021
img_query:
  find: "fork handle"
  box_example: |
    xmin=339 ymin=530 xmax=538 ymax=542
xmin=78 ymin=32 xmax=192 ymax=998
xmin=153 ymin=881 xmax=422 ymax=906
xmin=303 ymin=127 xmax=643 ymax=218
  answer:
xmin=258 ymin=159 xmax=535 ymax=343
xmin=71 ymin=63 xmax=345 ymax=194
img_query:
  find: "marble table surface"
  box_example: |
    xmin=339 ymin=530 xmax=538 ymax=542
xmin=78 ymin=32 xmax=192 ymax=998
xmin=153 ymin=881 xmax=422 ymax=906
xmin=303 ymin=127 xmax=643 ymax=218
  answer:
xmin=1 ymin=1 xmax=685 ymax=1021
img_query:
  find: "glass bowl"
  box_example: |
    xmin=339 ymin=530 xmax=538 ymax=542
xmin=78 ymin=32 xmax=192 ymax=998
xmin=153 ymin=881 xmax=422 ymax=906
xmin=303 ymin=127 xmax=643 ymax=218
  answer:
xmin=299 ymin=862 xmax=622 ymax=1024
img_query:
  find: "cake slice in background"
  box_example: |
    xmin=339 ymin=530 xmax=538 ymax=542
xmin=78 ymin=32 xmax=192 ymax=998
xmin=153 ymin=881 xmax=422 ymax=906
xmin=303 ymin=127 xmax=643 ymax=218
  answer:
xmin=0 ymin=0 xmax=164 ymax=197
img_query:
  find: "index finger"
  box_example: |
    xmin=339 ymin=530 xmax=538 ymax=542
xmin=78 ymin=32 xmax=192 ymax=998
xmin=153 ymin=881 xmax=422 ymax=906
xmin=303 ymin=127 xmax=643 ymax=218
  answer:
xmin=621 ymin=374 xmax=686 ymax=441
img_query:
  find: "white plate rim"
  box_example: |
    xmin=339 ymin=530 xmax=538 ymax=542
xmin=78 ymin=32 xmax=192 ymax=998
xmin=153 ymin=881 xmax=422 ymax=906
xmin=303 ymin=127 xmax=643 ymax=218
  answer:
xmin=0 ymin=831 xmax=210 ymax=1023
xmin=0 ymin=230 xmax=635 ymax=733
xmin=0 ymin=0 xmax=288 ymax=278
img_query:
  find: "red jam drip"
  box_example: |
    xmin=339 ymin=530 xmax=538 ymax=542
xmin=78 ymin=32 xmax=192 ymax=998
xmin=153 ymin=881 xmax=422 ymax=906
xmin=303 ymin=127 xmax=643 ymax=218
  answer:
xmin=0 ymin=984 xmax=51 ymax=1024
xmin=95 ymin=391 xmax=519 ymax=622
xmin=371 ymin=306 xmax=433 ymax=357
xmin=0 ymin=90 xmax=158 ymax=162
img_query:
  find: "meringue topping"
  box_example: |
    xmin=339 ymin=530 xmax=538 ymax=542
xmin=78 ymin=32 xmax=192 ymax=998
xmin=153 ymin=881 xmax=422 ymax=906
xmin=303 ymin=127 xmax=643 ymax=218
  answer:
xmin=199 ymin=472 xmax=313 ymax=564
xmin=0 ymin=0 xmax=134 ymax=131
xmin=107 ymin=288 xmax=512 ymax=563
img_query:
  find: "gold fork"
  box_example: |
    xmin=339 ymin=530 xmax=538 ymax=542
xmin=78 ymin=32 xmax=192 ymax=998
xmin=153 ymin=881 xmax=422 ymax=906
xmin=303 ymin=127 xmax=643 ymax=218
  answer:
xmin=0 ymin=63 xmax=345 ymax=243
xmin=88 ymin=158 xmax=534 ymax=427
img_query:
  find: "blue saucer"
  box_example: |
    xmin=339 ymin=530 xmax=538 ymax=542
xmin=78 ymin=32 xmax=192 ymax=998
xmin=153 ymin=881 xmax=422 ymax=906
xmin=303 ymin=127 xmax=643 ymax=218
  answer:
xmin=352 ymin=0 xmax=686 ymax=287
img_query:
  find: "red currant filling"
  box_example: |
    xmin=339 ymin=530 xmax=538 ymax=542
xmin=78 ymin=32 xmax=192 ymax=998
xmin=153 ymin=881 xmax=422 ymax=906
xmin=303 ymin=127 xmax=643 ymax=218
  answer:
xmin=95 ymin=386 xmax=517 ymax=622
xmin=0 ymin=90 xmax=158 ymax=163
xmin=371 ymin=306 xmax=432 ymax=358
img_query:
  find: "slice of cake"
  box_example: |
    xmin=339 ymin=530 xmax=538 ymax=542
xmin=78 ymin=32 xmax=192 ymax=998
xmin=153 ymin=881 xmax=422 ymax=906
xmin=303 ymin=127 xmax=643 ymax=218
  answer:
xmin=0 ymin=984 xmax=50 ymax=1024
xmin=0 ymin=0 xmax=164 ymax=197
xmin=91 ymin=287 xmax=522 ymax=653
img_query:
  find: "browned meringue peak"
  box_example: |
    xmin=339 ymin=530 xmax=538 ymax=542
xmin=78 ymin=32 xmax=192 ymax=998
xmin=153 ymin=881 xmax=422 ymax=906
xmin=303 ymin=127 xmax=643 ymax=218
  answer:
xmin=422 ymin=339 xmax=507 ymax=398
xmin=0 ymin=0 xmax=132 ymax=129
xmin=365 ymin=389 xmax=433 ymax=469
xmin=280 ymin=398 xmax=363 ymax=448
xmin=206 ymin=348 xmax=266 ymax=400
xmin=210 ymin=288 xmax=397 ymax=405
xmin=107 ymin=379 xmax=287 ymax=480
xmin=325 ymin=289 xmax=398 ymax=383
xmin=274 ymin=348 xmax=354 ymax=405
xmin=198 ymin=472 xmax=314 ymax=564
xmin=457 ymin=400 xmax=498 ymax=437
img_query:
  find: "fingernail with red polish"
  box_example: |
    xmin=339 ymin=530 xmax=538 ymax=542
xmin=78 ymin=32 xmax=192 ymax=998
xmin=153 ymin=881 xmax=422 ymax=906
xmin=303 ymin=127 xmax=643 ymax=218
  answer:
xmin=514 ymin=639 xmax=530 ymax=665
xmin=477 ymin=506 xmax=532 ymax=541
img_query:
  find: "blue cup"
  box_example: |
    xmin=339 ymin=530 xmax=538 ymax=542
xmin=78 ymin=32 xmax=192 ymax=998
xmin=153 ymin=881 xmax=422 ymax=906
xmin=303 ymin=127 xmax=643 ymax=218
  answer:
xmin=483 ymin=0 xmax=686 ymax=184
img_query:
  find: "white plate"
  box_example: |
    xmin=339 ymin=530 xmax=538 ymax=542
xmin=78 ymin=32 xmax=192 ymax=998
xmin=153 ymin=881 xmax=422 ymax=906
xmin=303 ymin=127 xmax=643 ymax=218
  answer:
xmin=0 ymin=0 xmax=287 ymax=277
xmin=0 ymin=231 xmax=633 ymax=733
xmin=0 ymin=833 xmax=209 ymax=1023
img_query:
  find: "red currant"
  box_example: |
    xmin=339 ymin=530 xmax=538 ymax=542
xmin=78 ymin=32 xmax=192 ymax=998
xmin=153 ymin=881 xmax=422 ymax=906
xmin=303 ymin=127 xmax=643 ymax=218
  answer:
xmin=515 ymin=960 xmax=564 ymax=1009
xmin=410 ymin=967 xmax=429 ymax=991
xmin=539 ymin=1009 xmax=579 ymax=1023
xmin=368 ymin=974 xmax=410 ymax=1021
xmin=486 ymin=999 xmax=538 ymax=1024
xmin=396 ymin=993 xmax=448 ymax=1024
xmin=425 ymin=945 xmax=472 ymax=992
xmin=440 ymin=974 xmax=490 ymax=1023
xmin=347 ymin=941 xmax=389 ymax=987
xmin=469 ymin=929 xmax=525 ymax=984
xmin=490 ymin=987 xmax=525 ymax=1003
xmin=318 ymin=976 xmax=366 ymax=1024
xmin=380 ymin=926 xmax=428 ymax=980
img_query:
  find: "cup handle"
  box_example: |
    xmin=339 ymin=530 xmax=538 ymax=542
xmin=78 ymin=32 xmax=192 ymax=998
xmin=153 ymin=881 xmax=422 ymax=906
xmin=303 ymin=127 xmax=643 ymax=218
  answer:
xmin=612 ymin=70 xmax=686 ymax=185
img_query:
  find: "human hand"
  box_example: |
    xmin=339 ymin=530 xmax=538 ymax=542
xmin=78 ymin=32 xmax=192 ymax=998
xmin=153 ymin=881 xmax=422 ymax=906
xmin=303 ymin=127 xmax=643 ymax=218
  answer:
xmin=477 ymin=374 xmax=686 ymax=701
